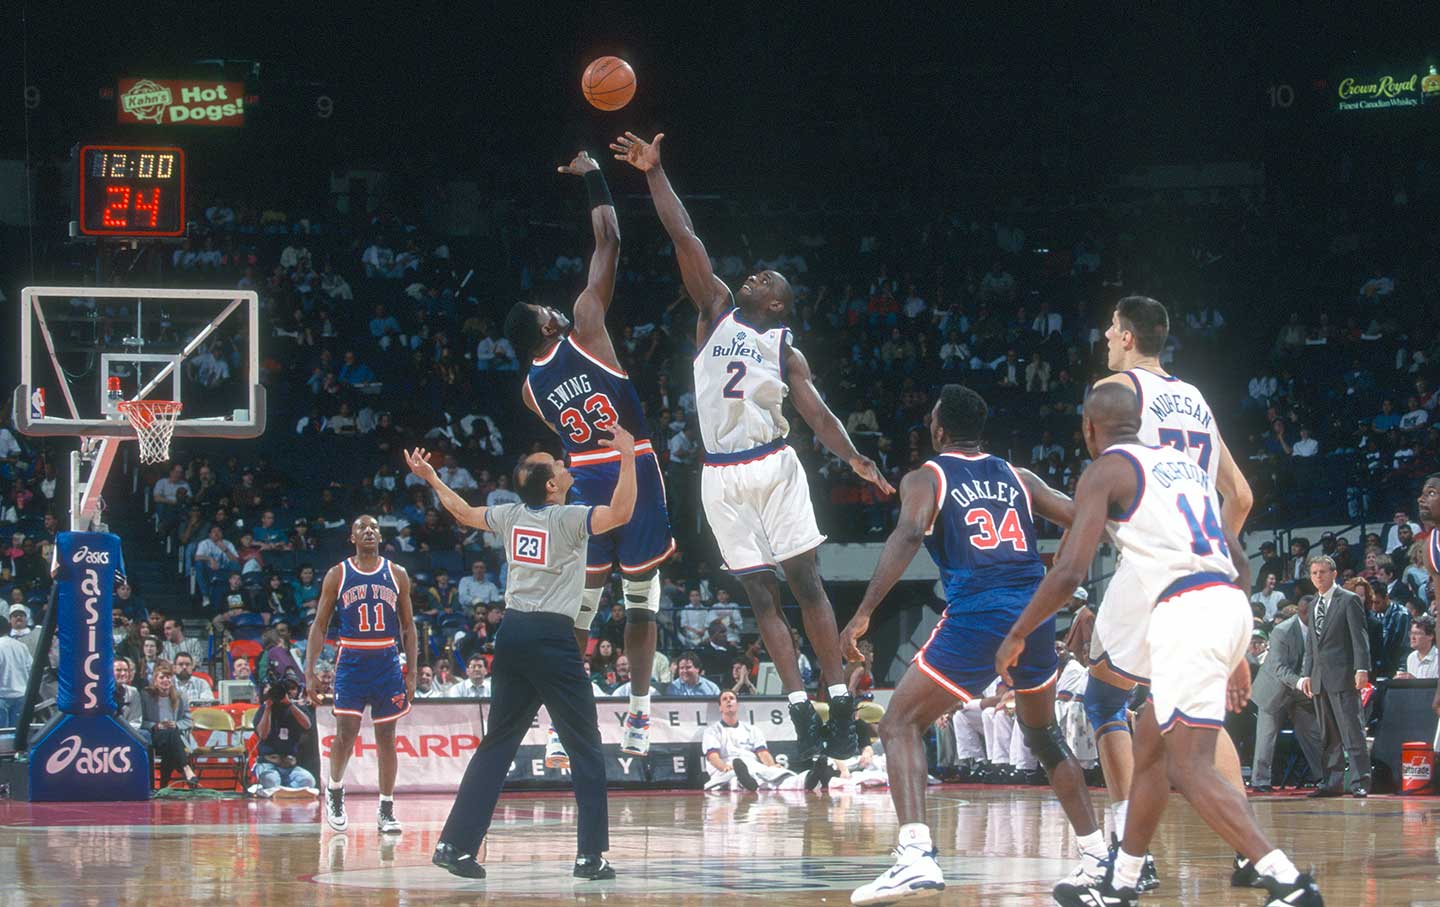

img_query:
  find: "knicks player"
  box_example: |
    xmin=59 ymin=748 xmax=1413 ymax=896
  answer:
xmin=302 ymin=518 xmax=417 ymax=840
xmin=503 ymin=151 xmax=673 ymax=758
xmin=1083 ymin=294 xmax=1255 ymax=887
xmin=614 ymin=131 xmax=892 ymax=760
xmin=305 ymin=515 xmax=418 ymax=834
xmin=840 ymin=385 xmax=1106 ymax=906
xmin=999 ymin=384 xmax=1321 ymax=907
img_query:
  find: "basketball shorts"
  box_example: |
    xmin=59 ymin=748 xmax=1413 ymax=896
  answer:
xmin=701 ymin=441 xmax=825 ymax=574
xmin=1148 ymin=573 xmax=1250 ymax=734
xmin=1090 ymin=557 xmax=1150 ymax=687
xmin=570 ymin=451 xmax=675 ymax=577
xmin=914 ymin=588 xmax=1059 ymax=700
xmin=333 ymin=645 xmax=409 ymax=723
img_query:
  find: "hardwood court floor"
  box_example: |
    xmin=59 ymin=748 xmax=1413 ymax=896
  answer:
xmin=2 ymin=787 xmax=1435 ymax=906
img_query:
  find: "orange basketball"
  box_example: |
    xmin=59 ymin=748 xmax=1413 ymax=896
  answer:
xmin=582 ymin=56 xmax=636 ymax=111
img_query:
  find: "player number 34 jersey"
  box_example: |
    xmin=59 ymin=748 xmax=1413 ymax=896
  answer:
xmin=1103 ymin=443 xmax=1238 ymax=606
xmin=693 ymin=309 xmax=791 ymax=455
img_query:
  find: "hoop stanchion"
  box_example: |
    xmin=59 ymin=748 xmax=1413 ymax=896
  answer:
xmin=117 ymin=400 xmax=183 ymax=464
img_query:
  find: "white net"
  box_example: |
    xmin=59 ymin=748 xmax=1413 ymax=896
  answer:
xmin=118 ymin=400 xmax=183 ymax=464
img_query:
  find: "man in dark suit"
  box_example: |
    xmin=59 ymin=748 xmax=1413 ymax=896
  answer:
xmin=1299 ymin=556 xmax=1372 ymax=797
xmin=1250 ymin=599 xmax=1324 ymax=791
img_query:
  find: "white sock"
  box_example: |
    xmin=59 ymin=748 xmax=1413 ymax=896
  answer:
xmin=1112 ymin=849 xmax=1145 ymax=890
xmin=1255 ymin=849 xmax=1299 ymax=885
xmin=828 ymin=683 xmax=848 ymax=699
xmin=327 ymin=777 xmax=343 ymax=790
xmin=788 ymin=690 xmax=809 ymax=705
xmin=629 ymin=693 xmax=651 ymax=715
xmin=1112 ymin=799 xmax=1128 ymax=840
xmin=1076 ymin=829 xmax=1107 ymax=862
xmin=898 ymin=823 xmax=933 ymax=851
xmin=379 ymin=794 xmax=394 ymax=804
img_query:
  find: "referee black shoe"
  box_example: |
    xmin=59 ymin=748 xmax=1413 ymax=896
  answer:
xmin=574 ymin=855 xmax=616 ymax=880
xmin=432 ymin=842 xmax=486 ymax=879
xmin=824 ymin=693 xmax=860 ymax=760
xmin=789 ymin=700 xmax=826 ymax=763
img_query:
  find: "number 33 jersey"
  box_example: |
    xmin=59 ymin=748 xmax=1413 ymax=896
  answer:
xmin=1101 ymin=442 xmax=1238 ymax=607
xmin=526 ymin=334 xmax=653 ymax=462
xmin=922 ymin=452 xmax=1044 ymax=612
xmin=693 ymin=308 xmax=790 ymax=455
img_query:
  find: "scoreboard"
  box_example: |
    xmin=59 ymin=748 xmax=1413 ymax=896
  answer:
xmin=76 ymin=145 xmax=186 ymax=238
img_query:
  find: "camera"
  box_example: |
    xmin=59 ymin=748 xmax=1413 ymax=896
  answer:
xmin=265 ymin=666 xmax=301 ymax=705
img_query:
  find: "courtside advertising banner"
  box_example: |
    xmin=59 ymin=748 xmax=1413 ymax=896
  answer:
xmin=318 ymin=697 xmax=801 ymax=793
xmin=118 ymin=78 xmax=246 ymax=126
xmin=52 ymin=531 xmax=125 ymax=715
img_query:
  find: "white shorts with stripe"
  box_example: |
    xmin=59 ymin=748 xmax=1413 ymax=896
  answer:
xmin=1148 ymin=576 xmax=1251 ymax=733
xmin=701 ymin=440 xmax=825 ymax=575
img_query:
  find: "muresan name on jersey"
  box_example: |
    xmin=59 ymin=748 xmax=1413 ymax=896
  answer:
xmin=1145 ymin=392 xmax=1213 ymax=429
xmin=949 ymin=479 xmax=1022 ymax=509
xmin=709 ymin=332 xmax=765 ymax=364
xmin=1148 ymin=458 xmax=1212 ymax=491
xmin=544 ymin=373 xmax=594 ymax=411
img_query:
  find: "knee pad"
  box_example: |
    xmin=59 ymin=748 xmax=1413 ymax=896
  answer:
xmin=1018 ymin=719 xmax=1074 ymax=772
xmin=575 ymin=585 xmax=604 ymax=631
xmin=622 ymin=573 xmax=661 ymax=615
xmin=1084 ymin=673 xmax=1133 ymax=739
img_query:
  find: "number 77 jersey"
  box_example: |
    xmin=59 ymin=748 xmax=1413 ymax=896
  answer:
xmin=922 ymin=452 xmax=1046 ymax=611
xmin=1101 ymin=442 xmax=1238 ymax=607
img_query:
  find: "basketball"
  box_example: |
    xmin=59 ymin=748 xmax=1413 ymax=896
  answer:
xmin=582 ymin=56 xmax=636 ymax=111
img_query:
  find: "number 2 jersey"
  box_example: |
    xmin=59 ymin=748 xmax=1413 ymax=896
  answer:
xmin=922 ymin=451 xmax=1044 ymax=613
xmin=693 ymin=308 xmax=791 ymax=455
xmin=1101 ymin=442 xmax=1238 ymax=606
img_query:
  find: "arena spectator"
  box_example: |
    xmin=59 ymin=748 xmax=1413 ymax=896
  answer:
xmin=414 ymin=664 xmax=446 ymax=698
xmin=1251 ymin=574 xmax=1286 ymax=622
xmin=8 ymin=603 xmax=38 ymax=657
xmin=666 ymin=653 xmax=720 ymax=697
xmin=1364 ymin=579 xmax=1410 ymax=679
xmin=250 ymin=675 xmax=316 ymax=796
xmin=172 ymin=652 xmax=213 ymax=706
xmin=0 ymin=630 xmax=32 ymax=727
xmin=698 ymin=621 xmax=739 ymax=683
xmin=458 ymin=560 xmax=502 ymax=610
xmin=678 ymin=589 xmax=713 ymax=648
xmin=113 ymin=658 xmax=145 ymax=740
xmin=142 ymin=662 xmax=199 ymax=789
xmin=450 ymin=654 xmax=491 ymax=697
xmin=702 ymin=691 xmax=831 ymax=791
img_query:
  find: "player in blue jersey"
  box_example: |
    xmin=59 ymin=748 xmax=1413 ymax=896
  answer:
xmin=502 ymin=151 xmax=673 ymax=758
xmin=305 ymin=515 xmax=418 ymax=835
xmin=841 ymin=385 xmax=1106 ymax=906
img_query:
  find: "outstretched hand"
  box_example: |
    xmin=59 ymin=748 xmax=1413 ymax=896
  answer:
xmin=404 ymin=447 xmax=438 ymax=482
xmin=558 ymin=151 xmax=600 ymax=176
xmin=611 ymin=132 xmax=664 ymax=172
xmin=1226 ymin=661 xmax=1252 ymax=714
xmin=995 ymin=632 xmax=1025 ymax=687
xmin=598 ymin=424 xmax=636 ymax=456
xmin=840 ymin=615 xmax=870 ymax=662
xmin=850 ymin=456 xmax=896 ymax=496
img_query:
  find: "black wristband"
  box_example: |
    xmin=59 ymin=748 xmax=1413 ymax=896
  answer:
xmin=583 ymin=169 xmax=613 ymax=209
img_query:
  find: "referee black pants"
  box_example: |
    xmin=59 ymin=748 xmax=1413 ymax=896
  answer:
xmin=440 ymin=610 xmax=609 ymax=857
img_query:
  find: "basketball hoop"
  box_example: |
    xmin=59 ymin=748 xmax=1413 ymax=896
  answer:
xmin=117 ymin=400 xmax=183 ymax=464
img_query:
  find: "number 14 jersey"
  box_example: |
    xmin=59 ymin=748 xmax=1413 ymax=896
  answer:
xmin=922 ymin=452 xmax=1044 ymax=613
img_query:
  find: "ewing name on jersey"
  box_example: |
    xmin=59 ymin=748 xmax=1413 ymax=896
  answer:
xmin=526 ymin=335 xmax=653 ymax=464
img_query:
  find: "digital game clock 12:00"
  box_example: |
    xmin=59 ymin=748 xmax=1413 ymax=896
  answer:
xmin=77 ymin=145 xmax=187 ymax=238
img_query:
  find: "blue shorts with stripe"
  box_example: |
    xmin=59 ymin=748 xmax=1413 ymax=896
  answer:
xmin=570 ymin=452 xmax=675 ymax=576
xmin=333 ymin=646 xmax=409 ymax=723
xmin=914 ymin=588 xmax=1059 ymax=700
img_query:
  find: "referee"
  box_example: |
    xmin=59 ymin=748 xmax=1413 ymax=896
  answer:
xmin=405 ymin=427 xmax=637 ymax=881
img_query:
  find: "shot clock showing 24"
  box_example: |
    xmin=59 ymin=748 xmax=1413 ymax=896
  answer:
xmin=77 ymin=144 xmax=187 ymax=237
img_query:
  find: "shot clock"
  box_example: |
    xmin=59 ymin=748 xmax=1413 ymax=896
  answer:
xmin=76 ymin=145 xmax=186 ymax=237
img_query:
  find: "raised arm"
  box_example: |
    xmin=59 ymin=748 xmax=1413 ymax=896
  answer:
xmin=405 ymin=447 xmax=492 ymax=531
xmin=786 ymin=345 xmax=894 ymax=495
xmin=611 ymin=132 xmax=732 ymax=325
xmin=840 ymin=467 xmax=937 ymax=659
xmin=391 ymin=563 xmax=419 ymax=701
xmin=589 ymin=426 xmax=638 ymax=534
xmin=1014 ymin=466 xmax=1076 ymax=528
xmin=997 ymin=456 xmax=1134 ymax=682
xmin=304 ymin=565 xmax=342 ymax=703
xmin=558 ymin=152 xmax=622 ymax=341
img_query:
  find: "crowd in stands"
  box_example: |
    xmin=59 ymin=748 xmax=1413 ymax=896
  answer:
xmin=1 ymin=144 xmax=1437 ymax=796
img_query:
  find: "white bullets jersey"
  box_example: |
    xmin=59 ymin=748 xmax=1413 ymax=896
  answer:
xmin=1119 ymin=368 xmax=1220 ymax=486
xmin=1102 ymin=442 xmax=1238 ymax=606
xmin=693 ymin=308 xmax=791 ymax=454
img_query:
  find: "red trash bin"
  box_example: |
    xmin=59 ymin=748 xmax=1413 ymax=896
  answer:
xmin=1400 ymin=741 xmax=1434 ymax=794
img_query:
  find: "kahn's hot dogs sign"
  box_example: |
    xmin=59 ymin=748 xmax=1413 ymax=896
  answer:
xmin=1335 ymin=65 xmax=1440 ymax=112
xmin=118 ymin=78 xmax=246 ymax=127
